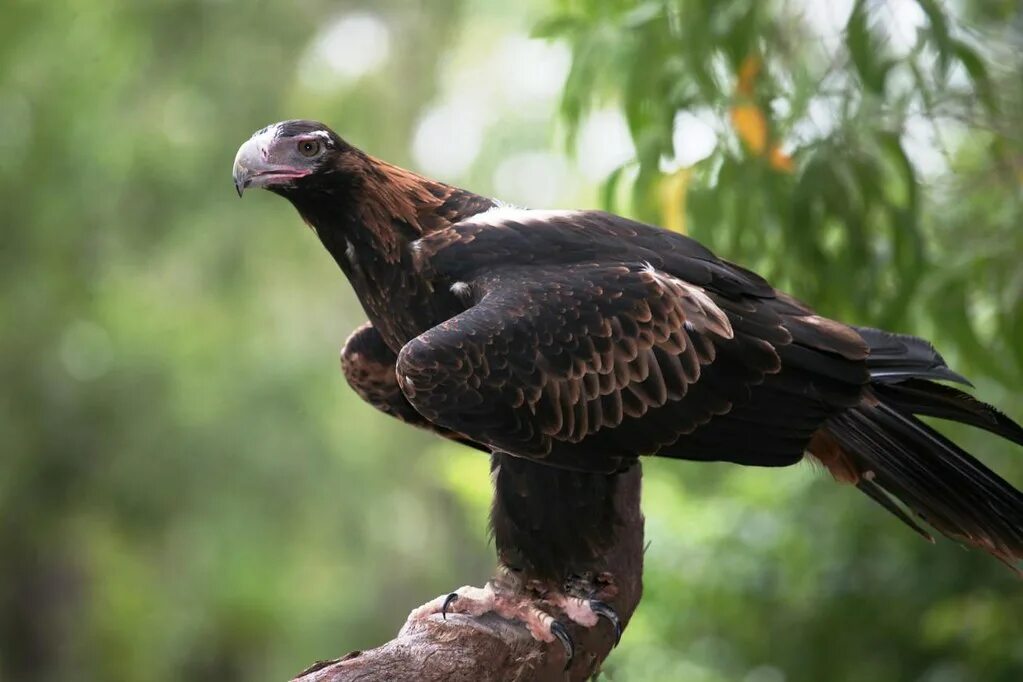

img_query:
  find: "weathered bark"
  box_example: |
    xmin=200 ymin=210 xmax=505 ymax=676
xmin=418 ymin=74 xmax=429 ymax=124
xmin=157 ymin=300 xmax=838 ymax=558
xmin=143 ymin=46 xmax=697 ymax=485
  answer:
xmin=292 ymin=464 xmax=644 ymax=682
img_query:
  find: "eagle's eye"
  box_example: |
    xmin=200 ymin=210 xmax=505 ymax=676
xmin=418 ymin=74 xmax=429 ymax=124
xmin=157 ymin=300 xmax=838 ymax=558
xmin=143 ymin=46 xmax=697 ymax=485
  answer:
xmin=298 ymin=139 xmax=321 ymax=157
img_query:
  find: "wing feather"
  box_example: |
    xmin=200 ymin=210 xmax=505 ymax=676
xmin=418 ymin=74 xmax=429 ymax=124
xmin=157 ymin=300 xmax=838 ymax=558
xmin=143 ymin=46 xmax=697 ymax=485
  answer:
xmin=396 ymin=210 xmax=870 ymax=469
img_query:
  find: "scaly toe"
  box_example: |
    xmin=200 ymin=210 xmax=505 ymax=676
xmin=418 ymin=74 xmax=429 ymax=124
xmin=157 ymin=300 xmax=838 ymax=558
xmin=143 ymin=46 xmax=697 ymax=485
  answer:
xmin=548 ymin=593 xmax=621 ymax=646
xmin=552 ymin=594 xmax=600 ymax=628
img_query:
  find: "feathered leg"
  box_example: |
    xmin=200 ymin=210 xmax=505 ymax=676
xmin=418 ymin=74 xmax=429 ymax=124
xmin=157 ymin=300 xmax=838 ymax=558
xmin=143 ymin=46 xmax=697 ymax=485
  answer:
xmin=408 ymin=454 xmax=627 ymax=667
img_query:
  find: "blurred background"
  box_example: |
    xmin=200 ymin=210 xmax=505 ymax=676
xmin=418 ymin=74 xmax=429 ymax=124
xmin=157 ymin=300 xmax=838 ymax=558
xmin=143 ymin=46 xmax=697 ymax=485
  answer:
xmin=1 ymin=0 xmax=1021 ymax=680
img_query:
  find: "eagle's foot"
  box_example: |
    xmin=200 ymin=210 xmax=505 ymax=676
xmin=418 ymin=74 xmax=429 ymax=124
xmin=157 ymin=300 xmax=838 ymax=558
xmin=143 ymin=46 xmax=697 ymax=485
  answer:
xmin=560 ymin=571 xmax=622 ymax=645
xmin=406 ymin=572 xmax=620 ymax=669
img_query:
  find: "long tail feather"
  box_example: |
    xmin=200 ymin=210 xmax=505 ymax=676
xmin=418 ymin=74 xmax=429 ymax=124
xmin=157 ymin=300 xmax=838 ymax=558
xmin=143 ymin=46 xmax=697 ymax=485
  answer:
xmin=825 ymin=399 xmax=1023 ymax=568
xmin=873 ymin=379 xmax=1023 ymax=446
xmin=812 ymin=328 xmax=1023 ymax=570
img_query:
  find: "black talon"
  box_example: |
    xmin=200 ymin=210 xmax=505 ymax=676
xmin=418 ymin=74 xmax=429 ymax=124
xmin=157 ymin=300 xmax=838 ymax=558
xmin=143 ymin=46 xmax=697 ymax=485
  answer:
xmin=550 ymin=621 xmax=574 ymax=670
xmin=588 ymin=600 xmax=622 ymax=646
xmin=441 ymin=592 xmax=459 ymax=621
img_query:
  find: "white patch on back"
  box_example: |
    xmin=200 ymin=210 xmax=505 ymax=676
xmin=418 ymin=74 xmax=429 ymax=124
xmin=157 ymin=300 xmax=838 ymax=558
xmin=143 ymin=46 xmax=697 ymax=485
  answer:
xmin=450 ymin=281 xmax=472 ymax=300
xmin=466 ymin=206 xmax=580 ymax=228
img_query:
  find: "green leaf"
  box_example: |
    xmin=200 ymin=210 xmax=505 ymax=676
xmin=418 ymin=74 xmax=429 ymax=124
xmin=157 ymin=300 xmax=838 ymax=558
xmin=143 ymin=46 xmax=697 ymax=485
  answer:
xmin=917 ymin=0 xmax=953 ymax=76
xmin=621 ymin=2 xmax=664 ymax=29
xmin=846 ymin=0 xmax=889 ymax=95
xmin=600 ymin=163 xmax=630 ymax=213
xmin=531 ymin=13 xmax=581 ymax=39
xmin=952 ymin=39 xmax=998 ymax=114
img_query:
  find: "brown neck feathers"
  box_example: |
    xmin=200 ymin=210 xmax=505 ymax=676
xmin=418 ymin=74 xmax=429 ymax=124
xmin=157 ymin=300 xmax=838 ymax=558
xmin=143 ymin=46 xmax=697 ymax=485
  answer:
xmin=355 ymin=158 xmax=446 ymax=260
xmin=351 ymin=156 xmax=494 ymax=262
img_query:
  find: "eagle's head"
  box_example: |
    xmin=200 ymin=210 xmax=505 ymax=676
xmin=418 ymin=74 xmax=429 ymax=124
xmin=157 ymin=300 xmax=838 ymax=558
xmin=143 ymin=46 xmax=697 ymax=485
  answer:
xmin=232 ymin=120 xmax=354 ymax=198
xmin=233 ymin=119 xmax=491 ymax=261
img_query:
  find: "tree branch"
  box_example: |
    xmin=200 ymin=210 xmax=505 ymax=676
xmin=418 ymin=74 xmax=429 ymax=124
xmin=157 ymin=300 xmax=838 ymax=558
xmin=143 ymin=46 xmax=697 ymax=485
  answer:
xmin=291 ymin=463 xmax=644 ymax=682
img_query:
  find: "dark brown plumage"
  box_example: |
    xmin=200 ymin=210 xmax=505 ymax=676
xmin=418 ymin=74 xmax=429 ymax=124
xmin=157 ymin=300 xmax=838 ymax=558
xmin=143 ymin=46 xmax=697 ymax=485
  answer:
xmin=234 ymin=119 xmax=1023 ymax=586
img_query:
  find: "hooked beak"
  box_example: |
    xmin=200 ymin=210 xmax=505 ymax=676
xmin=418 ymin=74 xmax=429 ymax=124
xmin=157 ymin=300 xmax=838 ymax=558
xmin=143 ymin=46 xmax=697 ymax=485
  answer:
xmin=232 ymin=131 xmax=311 ymax=197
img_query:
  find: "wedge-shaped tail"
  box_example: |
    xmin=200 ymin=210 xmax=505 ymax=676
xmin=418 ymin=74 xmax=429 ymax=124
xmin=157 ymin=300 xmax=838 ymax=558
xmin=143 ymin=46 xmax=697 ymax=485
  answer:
xmin=815 ymin=328 xmax=1023 ymax=570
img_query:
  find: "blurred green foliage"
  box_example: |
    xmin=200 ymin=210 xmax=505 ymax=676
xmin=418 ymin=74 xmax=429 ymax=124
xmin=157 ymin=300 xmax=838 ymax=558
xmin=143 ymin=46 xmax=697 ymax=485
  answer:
xmin=0 ymin=1 xmax=1020 ymax=681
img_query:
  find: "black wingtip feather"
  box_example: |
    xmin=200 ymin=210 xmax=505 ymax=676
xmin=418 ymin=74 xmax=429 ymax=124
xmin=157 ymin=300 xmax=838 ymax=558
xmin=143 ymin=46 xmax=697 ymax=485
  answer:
xmin=855 ymin=326 xmax=973 ymax=387
xmin=868 ymin=366 xmax=974 ymax=388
